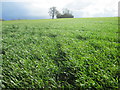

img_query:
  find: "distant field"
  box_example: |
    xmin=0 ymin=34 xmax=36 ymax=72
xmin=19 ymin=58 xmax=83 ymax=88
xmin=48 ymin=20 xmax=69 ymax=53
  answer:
xmin=2 ymin=17 xmax=118 ymax=89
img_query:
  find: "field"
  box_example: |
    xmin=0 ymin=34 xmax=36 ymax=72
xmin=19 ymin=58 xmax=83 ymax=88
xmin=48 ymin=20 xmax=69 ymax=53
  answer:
xmin=1 ymin=17 xmax=119 ymax=89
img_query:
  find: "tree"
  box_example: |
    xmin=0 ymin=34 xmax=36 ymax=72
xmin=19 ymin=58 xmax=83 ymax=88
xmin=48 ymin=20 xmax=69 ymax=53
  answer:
xmin=62 ymin=8 xmax=72 ymax=15
xmin=48 ymin=7 xmax=58 ymax=19
xmin=56 ymin=8 xmax=74 ymax=18
xmin=0 ymin=19 xmax=4 ymax=21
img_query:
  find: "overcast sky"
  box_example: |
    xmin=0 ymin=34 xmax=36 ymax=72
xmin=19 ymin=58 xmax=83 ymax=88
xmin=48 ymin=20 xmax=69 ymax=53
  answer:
xmin=1 ymin=0 xmax=119 ymax=20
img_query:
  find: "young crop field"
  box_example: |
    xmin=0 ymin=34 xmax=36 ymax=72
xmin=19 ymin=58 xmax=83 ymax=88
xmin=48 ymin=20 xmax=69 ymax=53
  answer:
xmin=1 ymin=17 xmax=119 ymax=89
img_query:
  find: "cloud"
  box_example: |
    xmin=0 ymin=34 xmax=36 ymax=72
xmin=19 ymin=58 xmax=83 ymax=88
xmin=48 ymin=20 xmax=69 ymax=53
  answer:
xmin=23 ymin=0 xmax=75 ymax=15
xmin=1 ymin=0 xmax=119 ymax=20
xmin=23 ymin=0 xmax=119 ymax=18
xmin=118 ymin=1 xmax=120 ymax=17
xmin=65 ymin=0 xmax=119 ymax=17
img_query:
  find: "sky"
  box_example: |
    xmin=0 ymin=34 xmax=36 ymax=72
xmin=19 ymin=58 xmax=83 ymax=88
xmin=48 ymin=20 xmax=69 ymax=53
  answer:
xmin=1 ymin=0 xmax=119 ymax=20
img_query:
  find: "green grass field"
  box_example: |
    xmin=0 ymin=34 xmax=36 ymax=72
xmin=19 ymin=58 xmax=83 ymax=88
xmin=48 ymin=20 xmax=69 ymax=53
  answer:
xmin=1 ymin=17 xmax=119 ymax=89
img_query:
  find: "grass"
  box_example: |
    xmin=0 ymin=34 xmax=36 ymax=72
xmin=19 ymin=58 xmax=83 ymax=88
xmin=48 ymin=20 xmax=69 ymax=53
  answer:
xmin=1 ymin=17 xmax=119 ymax=89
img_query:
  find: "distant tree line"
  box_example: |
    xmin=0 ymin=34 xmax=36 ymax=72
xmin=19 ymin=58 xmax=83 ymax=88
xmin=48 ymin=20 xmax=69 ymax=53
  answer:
xmin=48 ymin=7 xmax=74 ymax=19
xmin=0 ymin=19 xmax=4 ymax=21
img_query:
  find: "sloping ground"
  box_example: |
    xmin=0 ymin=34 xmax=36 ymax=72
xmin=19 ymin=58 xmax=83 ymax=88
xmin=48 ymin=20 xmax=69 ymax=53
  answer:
xmin=2 ymin=17 xmax=118 ymax=89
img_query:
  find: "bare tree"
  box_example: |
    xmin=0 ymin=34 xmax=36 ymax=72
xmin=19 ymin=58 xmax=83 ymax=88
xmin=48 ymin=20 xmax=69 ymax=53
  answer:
xmin=62 ymin=8 xmax=72 ymax=15
xmin=48 ymin=7 xmax=58 ymax=19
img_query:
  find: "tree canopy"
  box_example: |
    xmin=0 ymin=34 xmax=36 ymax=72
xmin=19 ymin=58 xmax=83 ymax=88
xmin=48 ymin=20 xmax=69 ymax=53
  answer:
xmin=57 ymin=8 xmax=74 ymax=18
xmin=48 ymin=7 xmax=58 ymax=19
